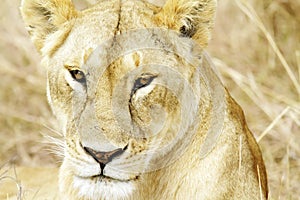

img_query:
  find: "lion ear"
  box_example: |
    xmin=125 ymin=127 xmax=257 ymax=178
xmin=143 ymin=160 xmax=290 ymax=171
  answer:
xmin=155 ymin=0 xmax=217 ymax=48
xmin=20 ymin=0 xmax=77 ymax=52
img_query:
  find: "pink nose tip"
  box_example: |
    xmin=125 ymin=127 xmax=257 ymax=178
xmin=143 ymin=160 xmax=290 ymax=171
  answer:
xmin=84 ymin=146 xmax=125 ymax=165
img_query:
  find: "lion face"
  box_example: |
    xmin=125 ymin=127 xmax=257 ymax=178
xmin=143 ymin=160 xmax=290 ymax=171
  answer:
xmin=21 ymin=0 xmax=216 ymax=198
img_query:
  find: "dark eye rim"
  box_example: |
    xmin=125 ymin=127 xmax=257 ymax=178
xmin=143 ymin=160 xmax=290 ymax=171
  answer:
xmin=69 ymin=69 xmax=86 ymax=84
xmin=131 ymin=73 xmax=157 ymax=96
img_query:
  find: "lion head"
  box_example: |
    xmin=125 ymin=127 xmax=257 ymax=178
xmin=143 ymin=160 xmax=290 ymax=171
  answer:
xmin=20 ymin=0 xmax=268 ymax=199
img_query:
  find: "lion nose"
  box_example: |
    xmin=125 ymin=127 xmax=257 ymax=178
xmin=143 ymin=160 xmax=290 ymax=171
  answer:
xmin=83 ymin=146 xmax=126 ymax=166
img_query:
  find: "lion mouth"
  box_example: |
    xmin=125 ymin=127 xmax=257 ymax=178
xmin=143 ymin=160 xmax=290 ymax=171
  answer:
xmin=76 ymin=174 xmax=139 ymax=183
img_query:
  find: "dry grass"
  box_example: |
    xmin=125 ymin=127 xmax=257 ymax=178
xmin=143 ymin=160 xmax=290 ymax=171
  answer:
xmin=0 ymin=0 xmax=299 ymax=199
xmin=209 ymin=0 xmax=300 ymax=199
xmin=0 ymin=0 xmax=60 ymax=168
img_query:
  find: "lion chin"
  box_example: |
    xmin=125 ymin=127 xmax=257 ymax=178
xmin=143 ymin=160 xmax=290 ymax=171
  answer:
xmin=21 ymin=0 xmax=268 ymax=199
xmin=72 ymin=176 xmax=135 ymax=199
xmin=59 ymin=160 xmax=138 ymax=199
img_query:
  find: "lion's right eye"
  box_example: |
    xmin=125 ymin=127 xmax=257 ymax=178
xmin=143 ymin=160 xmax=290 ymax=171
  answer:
xmin=69 ymin=69 xmax=86 ymax=84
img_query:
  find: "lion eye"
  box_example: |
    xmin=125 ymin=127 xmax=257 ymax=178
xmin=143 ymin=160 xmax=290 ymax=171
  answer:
xmin=133 ymin=74 xmax=157 ymax=91
xmin=69 ymin=70 xmax=86 ymax=83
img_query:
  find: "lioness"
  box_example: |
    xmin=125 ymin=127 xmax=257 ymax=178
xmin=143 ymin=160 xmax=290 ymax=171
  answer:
xmin=20 ymin=0 xmax=268 ymax=199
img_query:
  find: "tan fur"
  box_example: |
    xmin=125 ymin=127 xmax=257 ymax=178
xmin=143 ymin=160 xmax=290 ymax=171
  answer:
xmin=20 ymin=0 xmax=268 ymax=199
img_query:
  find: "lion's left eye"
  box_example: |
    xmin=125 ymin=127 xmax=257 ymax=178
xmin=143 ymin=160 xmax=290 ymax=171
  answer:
xmin=130 ymin=73 xmax=157 ymax=97
xmin=133 ymin=74 xmax=157 ymax=91
xmin=69 ymin=69 xmax=86 ymax=83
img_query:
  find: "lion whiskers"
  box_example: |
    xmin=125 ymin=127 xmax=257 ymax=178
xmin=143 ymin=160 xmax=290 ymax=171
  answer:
xmin=42 ymin=125 xmax=65 ymax=161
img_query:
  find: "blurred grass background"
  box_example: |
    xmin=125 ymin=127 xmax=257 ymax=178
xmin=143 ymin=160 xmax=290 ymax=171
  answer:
xmin=0 ymin=0 xmax=299 ymax=199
